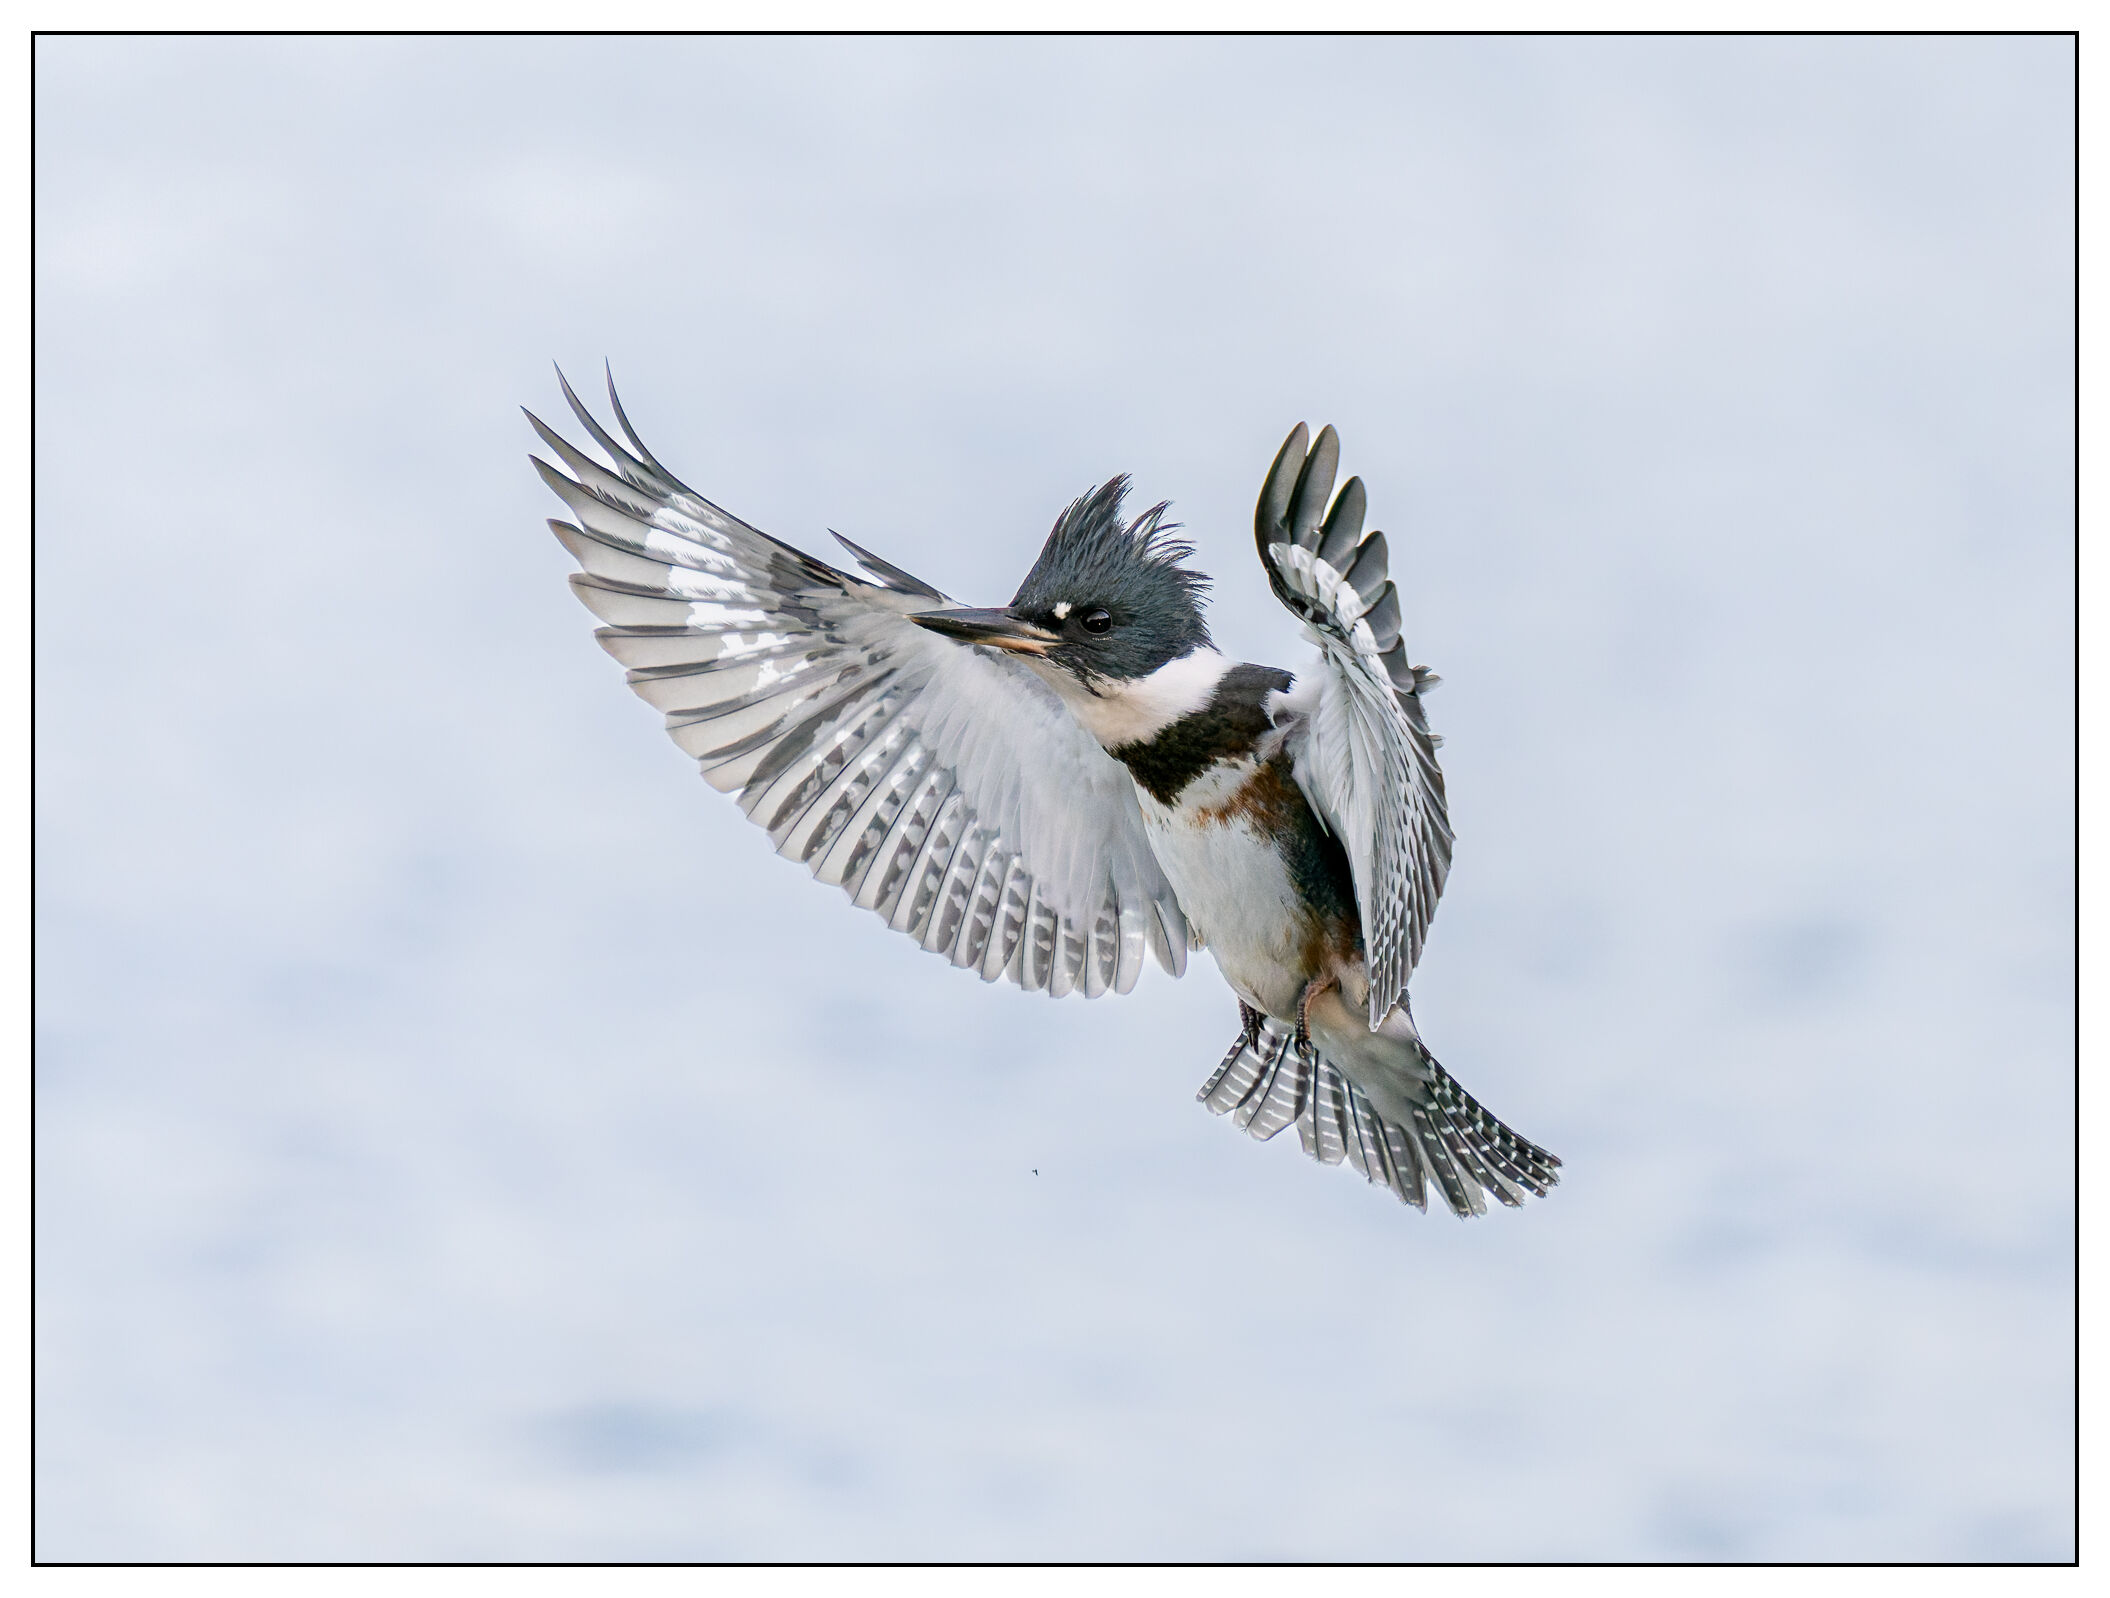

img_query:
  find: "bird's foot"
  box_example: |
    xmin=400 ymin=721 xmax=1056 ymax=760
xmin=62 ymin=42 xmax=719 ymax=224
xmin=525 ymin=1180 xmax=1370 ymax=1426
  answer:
xmin=1292 ymin=979 xmax=1334 ymax=1061
xmin=1236 ymin=1001 xmax=1265 ymax=1053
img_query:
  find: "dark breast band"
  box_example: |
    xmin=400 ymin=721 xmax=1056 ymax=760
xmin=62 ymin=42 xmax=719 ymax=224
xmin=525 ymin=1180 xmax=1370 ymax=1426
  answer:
xmin=1111 ymin=662 xmax=1292 ymax=807
xmin=1113 ymin=662 xmax=1362 ymax=956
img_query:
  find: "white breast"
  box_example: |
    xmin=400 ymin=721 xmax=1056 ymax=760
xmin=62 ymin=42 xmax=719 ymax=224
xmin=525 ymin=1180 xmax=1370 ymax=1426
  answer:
xmin=1135 ymin=762 xmax=1313 ymax=1019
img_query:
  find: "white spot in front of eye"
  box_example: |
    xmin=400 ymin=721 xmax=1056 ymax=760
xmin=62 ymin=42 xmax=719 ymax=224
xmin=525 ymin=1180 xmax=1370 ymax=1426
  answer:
xmin=1052 ymin=601 xmax=1071 ymax=619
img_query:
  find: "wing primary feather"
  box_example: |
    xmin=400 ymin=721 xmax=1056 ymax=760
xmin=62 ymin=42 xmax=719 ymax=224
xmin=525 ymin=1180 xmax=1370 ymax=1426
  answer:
xmin=525 ymin=413 xmax=672 ymax=520
xmin=1316 ymin=476 xmax=1366 ymax=568
xmin=1361 ymin=584 xmax=1401 ymax=652
xmin=1113 ymin=903 xmax=1147 ymax=995
xmin=1150 ymin=897 xmax=1188 ymax=978
xmin=1341 ymin=531 xmax=1389 ymax=600
xmin=1256 ymin=425 xmax=1310 ymax=547
xmin=1287 ymin=425 xmax=1340 ymax=551
xmin=555 ymin=364 xmax=666 ymax=492
xmin=1382 ymin=643 xmax=1418 ymax=693
xmin=829 ymin=531 xmax=949 ymax=600
xmin=603 ymin=363 xmax=690 ymax=493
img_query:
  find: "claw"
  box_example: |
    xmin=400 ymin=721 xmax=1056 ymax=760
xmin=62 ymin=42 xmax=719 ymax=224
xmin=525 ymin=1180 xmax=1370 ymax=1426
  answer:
xmin=1237 ymin=1001 xmax=1265 ymax=1053
xmin=1293 ymin=978 xmax=1334 ymax=1061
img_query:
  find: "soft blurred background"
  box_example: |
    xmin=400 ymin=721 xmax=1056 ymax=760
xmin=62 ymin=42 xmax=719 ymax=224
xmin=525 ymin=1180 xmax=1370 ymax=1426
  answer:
xmin=34 ymin=36 xmax=2074 ymax=1560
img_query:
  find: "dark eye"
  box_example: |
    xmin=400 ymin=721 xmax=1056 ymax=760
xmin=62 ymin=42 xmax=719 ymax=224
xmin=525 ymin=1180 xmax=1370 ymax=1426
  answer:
xmin=1080 ymin=608 xmax=1114 ymax=634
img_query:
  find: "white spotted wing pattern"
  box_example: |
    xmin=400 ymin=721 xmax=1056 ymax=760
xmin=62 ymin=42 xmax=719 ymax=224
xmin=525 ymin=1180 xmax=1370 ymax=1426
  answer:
xmin=531 ymin=371 xmax=1191 ymax=998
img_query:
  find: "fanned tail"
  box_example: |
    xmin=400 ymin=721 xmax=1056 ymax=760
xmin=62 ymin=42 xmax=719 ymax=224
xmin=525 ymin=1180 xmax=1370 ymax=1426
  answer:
xmin=1197 ymin=1017 xmax=1559 ymax=1218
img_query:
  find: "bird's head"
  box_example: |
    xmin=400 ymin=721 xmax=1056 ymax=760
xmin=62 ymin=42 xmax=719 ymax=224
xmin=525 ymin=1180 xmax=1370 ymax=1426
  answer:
xmin=910 ymin=477 xmax=1215 ymax=720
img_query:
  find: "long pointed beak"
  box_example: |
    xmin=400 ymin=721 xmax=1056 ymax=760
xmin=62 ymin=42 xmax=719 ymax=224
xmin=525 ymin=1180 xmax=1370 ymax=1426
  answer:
xmin=910 ymin=607 xmax=1062 ymax=655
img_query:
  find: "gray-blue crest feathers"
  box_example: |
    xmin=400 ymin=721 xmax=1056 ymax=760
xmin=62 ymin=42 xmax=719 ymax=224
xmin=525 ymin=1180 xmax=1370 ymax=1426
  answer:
xmin=1008 ymin=476 xmax=1213 ymax=680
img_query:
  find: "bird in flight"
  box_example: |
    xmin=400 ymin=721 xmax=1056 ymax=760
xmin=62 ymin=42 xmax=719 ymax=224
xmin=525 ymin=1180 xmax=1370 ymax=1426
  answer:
xmin=529 ymin=372 xmax=1559 ymax=1217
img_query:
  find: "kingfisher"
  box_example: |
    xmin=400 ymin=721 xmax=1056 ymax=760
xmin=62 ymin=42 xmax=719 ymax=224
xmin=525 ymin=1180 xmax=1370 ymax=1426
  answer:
xmin=530 ymin=372 xmax=1559 ymax=1216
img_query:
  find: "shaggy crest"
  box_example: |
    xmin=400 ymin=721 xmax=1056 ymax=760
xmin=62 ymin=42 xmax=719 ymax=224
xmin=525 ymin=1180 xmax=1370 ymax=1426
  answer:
xmin=1008 ymin=476 xmax=1214 ymax=677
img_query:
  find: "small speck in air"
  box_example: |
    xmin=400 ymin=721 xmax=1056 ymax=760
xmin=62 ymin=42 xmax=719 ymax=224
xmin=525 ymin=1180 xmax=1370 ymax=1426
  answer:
xmin=1032 ymin=1169 xmax=1038 ymax=1176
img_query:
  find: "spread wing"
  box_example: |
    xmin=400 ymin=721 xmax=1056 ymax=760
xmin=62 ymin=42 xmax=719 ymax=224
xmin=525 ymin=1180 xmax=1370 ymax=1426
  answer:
xmin=530 ymin=371 xmax=1191 ymax=997
xmin=1254 ymin=424 xmax=1454 ymax=1029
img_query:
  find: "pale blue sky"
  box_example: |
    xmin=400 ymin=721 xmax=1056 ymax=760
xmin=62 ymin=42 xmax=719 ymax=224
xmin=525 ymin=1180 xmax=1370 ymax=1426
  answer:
xmin=35 ymin=35 xmax=2073 ymax=1559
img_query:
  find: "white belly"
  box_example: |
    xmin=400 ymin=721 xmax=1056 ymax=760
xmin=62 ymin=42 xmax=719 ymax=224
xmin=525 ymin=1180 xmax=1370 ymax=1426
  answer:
xmin=1137 ymin=760 xmax=1313 ymax=1018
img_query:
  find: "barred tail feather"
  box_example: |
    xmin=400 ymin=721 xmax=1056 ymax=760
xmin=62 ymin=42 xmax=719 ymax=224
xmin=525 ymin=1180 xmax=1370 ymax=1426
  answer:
xmin=1197 ymin=1018 xmax=1559 ymax=1219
